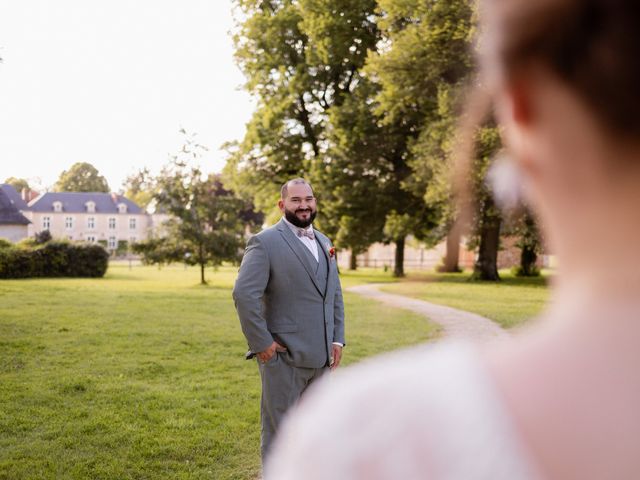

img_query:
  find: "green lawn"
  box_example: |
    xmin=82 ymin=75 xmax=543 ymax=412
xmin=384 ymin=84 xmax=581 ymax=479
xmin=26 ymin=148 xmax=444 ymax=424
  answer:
xmin=0 ymin=264 xmax=439 ymax=480
xmin=379 ymin=270 xmax=551 ymax=329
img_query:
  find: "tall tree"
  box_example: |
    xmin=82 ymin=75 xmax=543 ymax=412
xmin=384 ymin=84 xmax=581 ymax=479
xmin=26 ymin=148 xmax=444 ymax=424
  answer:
xmin=511 ymin=210 xmax=543 ymax=277
xmin=312 ymin=79 xmax=388 ymax=269
xmin=226 ymin=0 xmax=380 ymax=219
xmin=141 ymin=134 xmax=251 ymax=284
xmin=54 ymin=162 xmax=110 ymax=193
xmin=362 ymin=0 xmax=474 ymax=276
xmin=468 ymin=126 xmax=503 ymax=280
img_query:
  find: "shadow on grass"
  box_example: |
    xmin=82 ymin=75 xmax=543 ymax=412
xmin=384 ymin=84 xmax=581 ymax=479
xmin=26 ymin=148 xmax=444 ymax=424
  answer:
xmin=104 ymin=272 xmax=146 ymax=281
xmin=404 ymin=271 xmax=551 ymax=288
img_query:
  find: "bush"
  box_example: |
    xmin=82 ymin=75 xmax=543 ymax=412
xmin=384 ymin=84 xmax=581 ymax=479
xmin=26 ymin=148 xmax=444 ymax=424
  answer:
xmin=35 ymin=229 xmax=52 ymax=244
xmin=68 ymin=243 xmax=109 ymax=277
xmin=0 ymin=241 xmax=109 ymax=279
xmin=116 ymin=240 xmax=128 ymax=256
xmin=0 ymin=248 xmax=35 ymax=278
xmin=511 ymin=265 xmax=541 ymax=277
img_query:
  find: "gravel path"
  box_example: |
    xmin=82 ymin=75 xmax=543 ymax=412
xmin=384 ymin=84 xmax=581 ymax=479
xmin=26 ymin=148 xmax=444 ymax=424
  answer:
xmin=347 ymin=283 xmax=508 ymax=342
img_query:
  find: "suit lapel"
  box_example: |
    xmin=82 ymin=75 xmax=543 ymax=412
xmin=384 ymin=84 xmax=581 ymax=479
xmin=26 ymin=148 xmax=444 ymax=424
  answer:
xmin=277 ymin=219 xmax=323 ymax=295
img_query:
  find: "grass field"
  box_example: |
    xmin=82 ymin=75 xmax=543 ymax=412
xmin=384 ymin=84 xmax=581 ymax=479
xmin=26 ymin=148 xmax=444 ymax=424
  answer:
xmin=379 ymin=270 xmax=551 ymax=329
xmin=0 ymin=264 xmax=439 ymax=480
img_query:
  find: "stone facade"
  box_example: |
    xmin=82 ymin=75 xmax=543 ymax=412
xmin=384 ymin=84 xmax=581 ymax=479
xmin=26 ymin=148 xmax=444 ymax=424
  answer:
xmin=0 ymin=184 xmax=168 ymax=252
xmin=0 ymin=224 xmax=29 ymax=243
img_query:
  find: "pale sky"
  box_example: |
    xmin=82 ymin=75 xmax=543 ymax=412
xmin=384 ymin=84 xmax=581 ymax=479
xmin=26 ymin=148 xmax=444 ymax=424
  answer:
xmin=0 ymin=0 xmax=254 ymax=192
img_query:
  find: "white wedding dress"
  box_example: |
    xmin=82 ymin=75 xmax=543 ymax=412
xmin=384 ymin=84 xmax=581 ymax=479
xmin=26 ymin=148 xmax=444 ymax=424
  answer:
xmin=265 ymin=342 xmax=542 ymax=480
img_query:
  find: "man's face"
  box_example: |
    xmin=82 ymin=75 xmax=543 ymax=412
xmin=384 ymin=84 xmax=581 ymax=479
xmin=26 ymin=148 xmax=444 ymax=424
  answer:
xmin=278 ymin=182 xmax=317 ymax=228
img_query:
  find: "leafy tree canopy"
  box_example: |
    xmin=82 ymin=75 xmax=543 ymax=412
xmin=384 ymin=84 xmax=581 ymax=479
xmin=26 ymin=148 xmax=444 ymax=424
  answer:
xmin=4 ymin=177 xmax=30 ymax=192
xmin=54 ymin=162 xmax=110 ymax=193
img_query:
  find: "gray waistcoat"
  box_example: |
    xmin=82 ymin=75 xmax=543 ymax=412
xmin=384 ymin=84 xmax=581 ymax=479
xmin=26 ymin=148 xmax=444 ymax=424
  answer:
xmin=299 ymin=240 xmax=328 ymax=296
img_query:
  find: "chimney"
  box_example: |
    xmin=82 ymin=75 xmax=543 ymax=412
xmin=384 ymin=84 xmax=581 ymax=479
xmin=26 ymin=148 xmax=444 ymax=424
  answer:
xmin=21 ymin=188 xmax=28 ymax=202
xmin=111 ymin=192 xmax=118 ymax=203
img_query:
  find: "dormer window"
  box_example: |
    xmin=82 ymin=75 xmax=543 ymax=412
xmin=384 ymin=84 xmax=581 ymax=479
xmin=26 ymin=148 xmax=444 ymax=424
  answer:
xmin=53 ymin=201 xmax=63 ymax=212
xmin=117 ymin=203 xmax=127 ymax=214
xmin=85 ymin=201 xmax=96 ymax=213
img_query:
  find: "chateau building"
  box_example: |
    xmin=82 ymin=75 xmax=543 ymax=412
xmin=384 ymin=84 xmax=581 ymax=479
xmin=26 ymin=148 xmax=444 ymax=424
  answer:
xmin=0 ymin=184 xmax=164 ymax=252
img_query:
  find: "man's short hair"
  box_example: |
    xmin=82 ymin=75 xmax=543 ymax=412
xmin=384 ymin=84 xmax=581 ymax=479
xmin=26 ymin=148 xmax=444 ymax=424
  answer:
xmin=280 ymin=178 xmax=313 ymax=199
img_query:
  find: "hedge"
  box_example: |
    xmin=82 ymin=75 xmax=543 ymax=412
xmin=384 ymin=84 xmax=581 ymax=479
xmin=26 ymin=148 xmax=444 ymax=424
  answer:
xmin=0 ymin=241 xmax=109 ymax=279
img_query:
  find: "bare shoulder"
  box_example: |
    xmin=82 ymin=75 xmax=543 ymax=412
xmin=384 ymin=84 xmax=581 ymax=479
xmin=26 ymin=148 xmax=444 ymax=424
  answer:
xmin=484 ymin=321 xmax=640 ymax=480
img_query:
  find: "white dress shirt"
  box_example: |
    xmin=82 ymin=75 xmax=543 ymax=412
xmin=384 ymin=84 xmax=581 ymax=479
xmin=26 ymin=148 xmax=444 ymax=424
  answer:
xmin=282 ymin=217 xmax=318 ymax=262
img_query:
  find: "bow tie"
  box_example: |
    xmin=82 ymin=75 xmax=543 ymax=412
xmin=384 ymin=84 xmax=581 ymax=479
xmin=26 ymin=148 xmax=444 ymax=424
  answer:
xmin=297 ymin=228 xmax=315 ymax=240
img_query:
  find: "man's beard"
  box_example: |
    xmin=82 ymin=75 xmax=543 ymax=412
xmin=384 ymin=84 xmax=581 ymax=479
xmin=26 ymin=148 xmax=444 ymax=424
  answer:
xmin=284 ymin=207 xmax=317 ymax=228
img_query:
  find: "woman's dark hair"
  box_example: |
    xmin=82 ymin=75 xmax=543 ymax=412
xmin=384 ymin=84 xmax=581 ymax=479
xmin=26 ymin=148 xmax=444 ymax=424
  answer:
xmin=453 ymin=0 xmax=640 ymax=224
xmin=487 ymin=0 xmax=640 ymax=136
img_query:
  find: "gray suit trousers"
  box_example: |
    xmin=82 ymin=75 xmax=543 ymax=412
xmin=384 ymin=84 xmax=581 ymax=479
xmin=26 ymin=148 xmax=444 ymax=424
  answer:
xmin=258 ymin=352 xmax=328 ymax=462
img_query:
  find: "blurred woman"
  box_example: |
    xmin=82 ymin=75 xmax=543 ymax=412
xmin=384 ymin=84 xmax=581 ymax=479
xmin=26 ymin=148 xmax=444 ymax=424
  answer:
xmin=266 ymin=0 xmax=640 ymax=478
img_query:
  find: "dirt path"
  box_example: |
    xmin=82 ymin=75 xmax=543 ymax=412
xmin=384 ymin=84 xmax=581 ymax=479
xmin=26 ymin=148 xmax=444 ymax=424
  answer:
xmin=347 ymin=283 xmax=508 ymax=342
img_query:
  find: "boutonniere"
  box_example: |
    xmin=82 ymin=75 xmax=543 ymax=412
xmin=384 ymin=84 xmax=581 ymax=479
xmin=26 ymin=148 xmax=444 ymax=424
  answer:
xmin=328 ymin=246 xmax=336 ymax=258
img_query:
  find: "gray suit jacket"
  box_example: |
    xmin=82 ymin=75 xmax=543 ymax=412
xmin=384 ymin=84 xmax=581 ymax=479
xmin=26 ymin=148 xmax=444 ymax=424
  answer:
xmin=233 ymin=218 xmax=345 ymax=368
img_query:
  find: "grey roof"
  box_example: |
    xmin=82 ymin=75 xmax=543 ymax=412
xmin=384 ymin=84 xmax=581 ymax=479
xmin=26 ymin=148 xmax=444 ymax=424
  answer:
xmin=0 ymin=189 xmax=31 ymax=225
xmin=29 ymin=192 xmax=143 ymax=214
xmin=0 ymin=184 xmax=29 ymax=210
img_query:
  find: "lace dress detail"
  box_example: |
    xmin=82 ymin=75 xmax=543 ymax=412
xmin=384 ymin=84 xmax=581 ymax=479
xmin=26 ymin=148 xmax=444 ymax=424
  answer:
xmin=266 ymin=342 xmax=541 ymax=480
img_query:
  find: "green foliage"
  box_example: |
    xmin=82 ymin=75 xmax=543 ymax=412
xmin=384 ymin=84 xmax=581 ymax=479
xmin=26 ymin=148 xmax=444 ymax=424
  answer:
xmin=510 ymin=210 xmax=543 ymax=277
xmin=121 ymin=167 xmax=155 ymax=208
xmin=141 ymin=132 xmax=252 ymax=283
xmin=228 ymin=0 xmax=509 ymax=278
xmin=383 ymin=210 xmax=416 ymax=241
xmin=312 ymin=79 xmax=388 ymax=254
xmin=369 ymin=0 xmax=475 ymax=248
xmin=116 ymin=240 xmax=129 ymax=256
xmin=34 ymin=229 xmax=52 ymax=244
xmin=0 ymin=241 xmax=109 ymax=278
xmin=467 ymin=126 xmax=503 ymax=240
xmin=226 ymin=0 xmax=380 ymax=218
xmin=132 ymin=236 xmax=187 ymax=266
xmin=3 ymin=176 xmax=30 ymax=192
xmin=54 ymin=162 xmax=110 ymax=193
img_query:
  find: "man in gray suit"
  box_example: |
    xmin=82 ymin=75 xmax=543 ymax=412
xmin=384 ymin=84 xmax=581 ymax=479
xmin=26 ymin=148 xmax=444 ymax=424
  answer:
xmin=233 ymin=178 xmax=345 ymax=462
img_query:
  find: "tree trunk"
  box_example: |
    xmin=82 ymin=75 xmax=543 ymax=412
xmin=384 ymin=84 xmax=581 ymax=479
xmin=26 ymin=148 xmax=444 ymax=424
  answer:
xmin=199 ymin=243 xmax=207 ymax=284
xmin=518 ymin=211 xmax=540 ymax=276
xmin=393 ymin=237 xmax=405 ymax=278
xmin=441 ymin=222 xmax=461 ymax=272
xmin=520 ymin=245 xmax=538 ymax=276
xmin=473 ymin=210 xmax=501 ymax=281
xmin=349 ymin=250 xmax=358 ymax=270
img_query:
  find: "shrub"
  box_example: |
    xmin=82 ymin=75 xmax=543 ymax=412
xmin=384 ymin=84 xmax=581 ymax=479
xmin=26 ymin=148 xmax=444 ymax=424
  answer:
xmin=0 ymin=247 xmax=35 ymax=278
xmin=15 ymin=237 xmax=38 ymax=249
xmin=68 ymin=243 xmax=109 ymax=277
xmin=511 ymin=265 xmax=541 ymax=277
xmin=34 ymin=230 xmax=52 ymax=244
xmin=116 ymin=240 xmax=128 ymax=256
xmin=0 ymin=241 xmax=109 ymax=279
